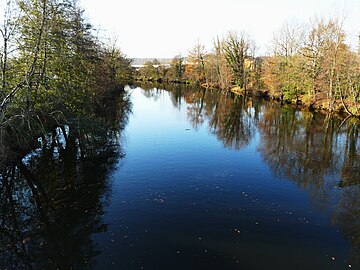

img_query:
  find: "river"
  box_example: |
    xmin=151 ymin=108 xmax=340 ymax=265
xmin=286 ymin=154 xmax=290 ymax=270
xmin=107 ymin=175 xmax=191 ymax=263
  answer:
xmin=0 ymin=84 xmax=359 ymax=270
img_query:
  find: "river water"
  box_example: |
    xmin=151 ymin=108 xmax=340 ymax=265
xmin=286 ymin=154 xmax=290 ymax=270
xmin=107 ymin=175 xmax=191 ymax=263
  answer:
xmin=0 ymin=84 xmax=359 ymax=269
xmin=93 ymin=85 xmax=359 ymax=269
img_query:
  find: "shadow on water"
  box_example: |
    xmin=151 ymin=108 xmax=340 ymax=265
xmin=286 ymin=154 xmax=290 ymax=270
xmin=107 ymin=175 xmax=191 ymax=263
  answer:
xmin=0 ymin=90 xmax=131 ymax=270
xmin=139 ymin=82 xmax=360 ymax=266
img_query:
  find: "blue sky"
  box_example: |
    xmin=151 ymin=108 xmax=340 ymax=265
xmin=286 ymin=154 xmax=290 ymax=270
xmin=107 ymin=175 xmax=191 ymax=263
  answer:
xmin=12 ymin=0 xmax=360 ymax=58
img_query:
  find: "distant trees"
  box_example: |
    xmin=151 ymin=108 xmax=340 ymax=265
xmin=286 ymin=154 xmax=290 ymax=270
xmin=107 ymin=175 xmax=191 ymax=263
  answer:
xmin=141 ymin=59 xmax=160 ymax=78
xmin=137 ymin=58 xmax=173 ymax=83
xmin=170 ymin=54 xmax=185 ymax=81
xmin=137 ymin=34 xmax=258 ymax=89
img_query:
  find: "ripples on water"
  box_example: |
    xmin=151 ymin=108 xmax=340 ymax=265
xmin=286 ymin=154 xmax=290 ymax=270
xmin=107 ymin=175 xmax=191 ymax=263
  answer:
xmin=0 ymin=84 xmax=359 ymax=269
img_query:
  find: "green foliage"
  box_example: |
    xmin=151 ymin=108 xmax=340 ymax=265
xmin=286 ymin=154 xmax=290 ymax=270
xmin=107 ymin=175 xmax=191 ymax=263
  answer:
xmin=0 ymin=0 xmax=134 ymax=130
xmin=170 ymin=55 xmax=185 ymax=80
xmin=139 ymin=59 xmax=160 ymax=79
xmin=223 ymin=32 xmax=252 ymax=88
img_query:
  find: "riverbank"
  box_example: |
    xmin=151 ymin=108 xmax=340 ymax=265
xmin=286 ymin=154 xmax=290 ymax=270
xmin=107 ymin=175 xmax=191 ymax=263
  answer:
xmin=135 ymin=76 xmax=191 ymax=85
xmin=229 ymin=86 xmax=360 ymax=119
xmin=136 ymin=81 xmax=360 ymax=120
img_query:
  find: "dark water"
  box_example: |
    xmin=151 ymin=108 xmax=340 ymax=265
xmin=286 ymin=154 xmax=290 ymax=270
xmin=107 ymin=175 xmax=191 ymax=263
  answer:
xmin=1 ymin=85 xmax=359 ymax=270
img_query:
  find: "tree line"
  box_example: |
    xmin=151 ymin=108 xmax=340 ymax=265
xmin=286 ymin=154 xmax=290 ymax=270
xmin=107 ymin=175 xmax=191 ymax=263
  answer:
xmin=137 ymin=18 xmax=360 ymax=117
xmin=0 ymin=0 xmax=134 ymax=162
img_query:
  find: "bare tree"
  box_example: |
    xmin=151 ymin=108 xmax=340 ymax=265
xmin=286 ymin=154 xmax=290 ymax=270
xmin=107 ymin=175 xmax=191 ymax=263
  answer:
xmin=187 ymin=40 xmax=207 ymax=84
xmin=271 ymin=22 xmax=303 ymax=60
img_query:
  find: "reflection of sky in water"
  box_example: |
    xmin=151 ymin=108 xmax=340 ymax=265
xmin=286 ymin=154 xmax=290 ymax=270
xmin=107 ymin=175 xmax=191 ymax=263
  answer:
xmin=92 ymin=87 xmax=358 ymax=270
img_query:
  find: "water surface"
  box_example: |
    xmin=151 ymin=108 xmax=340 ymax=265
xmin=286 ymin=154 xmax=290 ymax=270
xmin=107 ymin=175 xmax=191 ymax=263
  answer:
xmin=0 ymin=85 xmax=359 ymax=270
xmin=95 ymin=85 xmax=359 ymax=269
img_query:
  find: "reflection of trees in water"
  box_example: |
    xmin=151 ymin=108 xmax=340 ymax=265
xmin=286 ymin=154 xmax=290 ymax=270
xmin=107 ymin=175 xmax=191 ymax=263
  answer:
xmin=143 ymin=83 xmax=197 ymax=109
xmin=257 ymin=104 xmax=360 ymax=263
xmin=138 ymin=83 xmax=189 ymax=108
xmin=141 ymin=87 xmax=163 ymax=102
xmin=334 ymin=122 xmax=360 ymax=264
xmin=257 ymin=107 xmax=339 ymax=187
xmin=187 ymin=90 xmax=260 ymax=150
xmin=333 ymin=185 xmax=360 ymax=264
xmin=258 ymin=107 xmax=342 ymax=213
xmin=0 ymin=93 xmax=131 ymax=269
xmin=340 ymin=123 xmax=360 ymax=186
xmin=207 ymin=93 xmax=256 ymax=150
xmin=140 ymin=84 xmax=259 ymax=149
xmin=140 ymin=84 xmax=360 ymax=262
xmin=185 ymin=88 xmax=206 ymax=130
xmin=257 ymin=104 xmax=359 ymax=189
